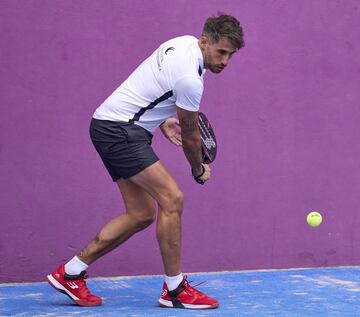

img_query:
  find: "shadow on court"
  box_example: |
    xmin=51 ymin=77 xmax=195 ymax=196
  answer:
xmin=1 ymin=267 xmax=360 ymax=316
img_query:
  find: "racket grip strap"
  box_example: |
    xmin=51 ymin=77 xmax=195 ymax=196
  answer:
xmin=192 ymin=164 xmax=205 ymax=185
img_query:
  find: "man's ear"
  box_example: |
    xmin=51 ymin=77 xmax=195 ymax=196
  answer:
xmin=199 ymin=35 xmax=209 ymax=49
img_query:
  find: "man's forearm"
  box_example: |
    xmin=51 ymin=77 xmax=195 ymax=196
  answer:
xmin=177 ymin=108 xmax=203 ymax=175
xmin=181 ymin=134 xmax=203 ymax=175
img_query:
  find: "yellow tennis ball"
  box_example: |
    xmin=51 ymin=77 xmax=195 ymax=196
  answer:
xmin=307 ymin=211 xmax=322 ymax=227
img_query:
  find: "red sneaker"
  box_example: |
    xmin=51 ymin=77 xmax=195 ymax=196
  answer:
xmin=158 ymin=277 xmax=219 ymax=309
xmin=47 ymin=264 xmax=102 ymax=306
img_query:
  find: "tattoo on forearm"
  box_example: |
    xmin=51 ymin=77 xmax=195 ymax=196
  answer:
xmin=181 ymin=117 xmax=197 ymax=134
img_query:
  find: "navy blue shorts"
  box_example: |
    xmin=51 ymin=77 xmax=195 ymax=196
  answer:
xmin=89 ymin=118 xmax=159 ymax=181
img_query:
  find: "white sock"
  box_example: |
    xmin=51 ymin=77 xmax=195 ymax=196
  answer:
xmin=165 ymin=273 xmax=183 ymax=291
xmin=64 ymin=256 xmax=88 ymax=275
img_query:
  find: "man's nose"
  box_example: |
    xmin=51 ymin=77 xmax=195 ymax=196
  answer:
xmin=222 ymin=55 xmax=230 ymax=66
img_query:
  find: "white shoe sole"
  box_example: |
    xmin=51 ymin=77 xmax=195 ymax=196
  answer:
xmin=47 ymin=274 xmax=102 ymax=306
xmin=158 ymin=298 xmax=218 ymax=309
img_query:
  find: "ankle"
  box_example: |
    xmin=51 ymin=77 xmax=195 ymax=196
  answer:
xmin=165 ymin=273 xmax=183 ymax=291
xmin=65 ymin=256 xmax=89 ymax=275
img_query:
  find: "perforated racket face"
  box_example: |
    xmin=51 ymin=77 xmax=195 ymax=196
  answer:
xmin=198 ymin=112 xmax=217 ymax=163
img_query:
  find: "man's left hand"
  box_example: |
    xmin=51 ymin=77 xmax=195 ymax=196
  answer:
xmin=160 ymin=117 xmax=182 ymax=146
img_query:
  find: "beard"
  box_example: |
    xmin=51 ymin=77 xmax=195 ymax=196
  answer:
xmin=208 ymin=64 xmax=225 ymax=73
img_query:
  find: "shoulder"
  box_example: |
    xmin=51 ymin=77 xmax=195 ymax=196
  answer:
xmin=161 ymin=36 xmax=200 ymax=76
xmin=161 ymin=36 xmax=197 ymax=62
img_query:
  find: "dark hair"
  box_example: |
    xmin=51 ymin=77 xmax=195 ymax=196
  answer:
xmin=202 ymin=14 xmax=244 ymax=49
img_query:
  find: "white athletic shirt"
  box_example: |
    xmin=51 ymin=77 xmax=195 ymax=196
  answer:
xmin=93 ymin=35 xmax=205 ymax=133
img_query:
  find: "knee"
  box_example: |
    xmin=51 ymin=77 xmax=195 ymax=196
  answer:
xmin=162 ymin=190 xmax=184 ymax=216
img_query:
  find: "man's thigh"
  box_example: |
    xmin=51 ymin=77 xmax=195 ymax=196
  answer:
xmin=116 ymin=178 xmax=155 ymax=216
xmin=129 ymin=161 xmax=182 ymax=204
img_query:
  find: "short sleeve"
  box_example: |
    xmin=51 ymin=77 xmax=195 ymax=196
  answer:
xmin=173 ymin=76 xmax=203 ymax=112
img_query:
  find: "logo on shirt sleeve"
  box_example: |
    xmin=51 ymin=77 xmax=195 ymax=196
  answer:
xmin=165 ymin=47 xmax=175 ymax=55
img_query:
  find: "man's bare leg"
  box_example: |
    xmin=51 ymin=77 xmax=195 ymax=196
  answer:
xmin=130 ymin=161 xmax=183 ymax=276
xmin=76 ymin=160 xmax=183 ymax=276
xmin=78 ymin=179 xmax=156 ymax=265
xmin=47 ymin=179 xmax=156 ymax=307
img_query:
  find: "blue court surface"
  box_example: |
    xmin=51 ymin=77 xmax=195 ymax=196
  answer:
xmin=1 ymin=267 xmax=360 ymax=316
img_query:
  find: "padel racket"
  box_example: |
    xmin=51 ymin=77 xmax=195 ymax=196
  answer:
xmin=198 ymin=111 xmax=217 ymax=164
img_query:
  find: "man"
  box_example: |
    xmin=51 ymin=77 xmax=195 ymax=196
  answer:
xmin=47 ymin=14 xmax=244 ymax=310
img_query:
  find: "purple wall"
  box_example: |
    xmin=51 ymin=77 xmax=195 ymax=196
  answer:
xmin=1 ymin=0 xmax=360 ymax=282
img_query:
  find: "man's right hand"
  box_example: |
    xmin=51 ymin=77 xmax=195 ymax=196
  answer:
xmin=192 ymin=163 xmax=211 ymax=183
